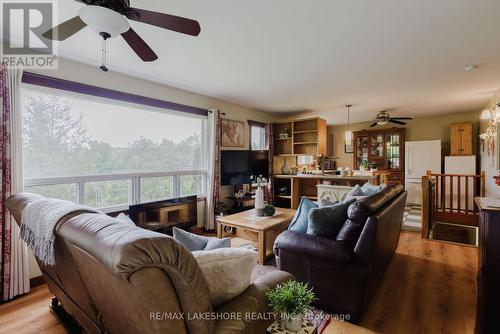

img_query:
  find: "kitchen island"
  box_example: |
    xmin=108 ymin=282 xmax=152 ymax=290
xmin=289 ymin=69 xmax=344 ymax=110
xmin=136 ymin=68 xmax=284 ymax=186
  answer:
xmin=273 ymin=173 xmax=375 ymax=209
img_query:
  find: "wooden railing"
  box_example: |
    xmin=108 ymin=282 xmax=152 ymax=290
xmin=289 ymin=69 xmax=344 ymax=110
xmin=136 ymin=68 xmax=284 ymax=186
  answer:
xmin=421 ymin=170 xmax=485 ymax=238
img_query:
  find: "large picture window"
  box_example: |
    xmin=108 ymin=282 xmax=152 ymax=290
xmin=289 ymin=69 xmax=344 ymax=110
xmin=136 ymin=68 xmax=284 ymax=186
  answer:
xmin=22 ymin=85 xmax=207 ymax=211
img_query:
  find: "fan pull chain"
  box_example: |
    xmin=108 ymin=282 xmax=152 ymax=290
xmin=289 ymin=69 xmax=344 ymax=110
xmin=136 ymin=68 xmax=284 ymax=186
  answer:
xmin=99 ymin=32 xmax=111 ymax=72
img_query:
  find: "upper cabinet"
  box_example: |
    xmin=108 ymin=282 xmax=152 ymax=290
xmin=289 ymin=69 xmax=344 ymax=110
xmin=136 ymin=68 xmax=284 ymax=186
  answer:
xmin=450 ymin=122 xmax=473 ymax=156
xmin=273 ymin=118 xmax=327 ymax=156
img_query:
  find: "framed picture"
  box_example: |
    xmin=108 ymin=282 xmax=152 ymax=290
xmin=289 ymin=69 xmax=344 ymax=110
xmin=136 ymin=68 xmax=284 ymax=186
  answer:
xmin=345 ymin=141 xmax=354 ymax=153
xmin=221 ymin=119 xmax=245 ymax=148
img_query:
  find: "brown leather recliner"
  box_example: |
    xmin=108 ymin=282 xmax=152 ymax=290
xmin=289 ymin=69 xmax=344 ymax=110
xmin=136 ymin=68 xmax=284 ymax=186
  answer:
xmin=274 ymin=185 xmax=407 ymax=323
xmin=6 ymin=193 xmax=293 ymax=334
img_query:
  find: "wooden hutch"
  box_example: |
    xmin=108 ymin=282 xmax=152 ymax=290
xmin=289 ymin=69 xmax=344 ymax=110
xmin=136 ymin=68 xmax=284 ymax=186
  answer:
xmin=353 ymin=128 xmax=405 ymax=185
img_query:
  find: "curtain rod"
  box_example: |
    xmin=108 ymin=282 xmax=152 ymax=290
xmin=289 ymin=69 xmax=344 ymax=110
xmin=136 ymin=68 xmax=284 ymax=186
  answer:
xmin=22 ymin=72 xmax=209 ymax=117
xmin=208 ymin=109 xmax=226 ymax=115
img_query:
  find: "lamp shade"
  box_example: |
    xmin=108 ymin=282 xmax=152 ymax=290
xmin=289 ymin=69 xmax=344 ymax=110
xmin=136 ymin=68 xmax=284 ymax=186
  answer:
xmin=79 ymin=5 xmax=130 ymax=38
xmin=345 ymin=130 xmax=353 ymax=143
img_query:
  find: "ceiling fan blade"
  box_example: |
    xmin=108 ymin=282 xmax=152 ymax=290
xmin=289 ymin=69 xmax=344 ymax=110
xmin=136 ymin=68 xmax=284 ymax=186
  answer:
xmin=126 ymin=8 xmax=201 ymax=36
xmin=121 ymin=28 xmax=158 ymax=62
xmin=390 ymin=117 xmax=413 ymax=120
xmin=369 ymin=122 xmax=378 ymax=127
xmin=389 ymin=119 xmax=407 ymax=125
xmin=42 ymin=16 xmax=86 ymax=41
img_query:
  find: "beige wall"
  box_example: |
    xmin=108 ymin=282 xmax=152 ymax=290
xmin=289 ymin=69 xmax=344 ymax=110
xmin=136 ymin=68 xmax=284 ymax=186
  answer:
xmin=480 ymin=91 xmax=500 ymax=198
xmin=24 ymin=58 xmax=277 ymax=278
xmin=329 ymin=111 xmax=480 ymax=169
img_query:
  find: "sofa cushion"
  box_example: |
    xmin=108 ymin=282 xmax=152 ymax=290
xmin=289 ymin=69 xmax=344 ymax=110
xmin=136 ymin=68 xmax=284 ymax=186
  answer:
xmin=192 ymin=248 xmax=258 ymax=306
xmin=306 ymin=198 xmax=356 ymax=238
xmin=173 ymin=227 xmax=230 ymax=251
xmin=361 ymin=182 xmax=383 ymax=196
xmin=348 ymin=184 xmax=404 ymax=224
xmin=336 ymin=219 xmax=363 ymax=246
xmin=288 ymin=196 xmax=317 ymax=233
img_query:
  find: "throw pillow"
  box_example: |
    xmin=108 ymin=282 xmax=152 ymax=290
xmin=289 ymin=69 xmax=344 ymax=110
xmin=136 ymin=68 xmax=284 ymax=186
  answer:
xmin=319 ymin=198 xmax=337 ymax=207
xmin=205 ymin=237 xmax=231 ymax=250
xmin=288 ymin=196 xmax=317 ymax=233
xmin=192 ymin=248 xmax=257 ymax=306
xmin=306 ymin=198 xmax=356 ymax=238
xmin=116 ymin=213 xmax=136 ymax=226
xmin=361 ymin=182 xmax=383 ymax=196
xmin=345 ymin=184 xmax=366 ymax=201
xmin=173 ymin=227 xmax=230 ymax=251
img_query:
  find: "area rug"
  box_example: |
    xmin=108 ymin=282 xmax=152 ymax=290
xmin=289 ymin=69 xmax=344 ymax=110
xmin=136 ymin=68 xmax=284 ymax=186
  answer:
xmin=402 ymin=204 xmax=422 ymax=232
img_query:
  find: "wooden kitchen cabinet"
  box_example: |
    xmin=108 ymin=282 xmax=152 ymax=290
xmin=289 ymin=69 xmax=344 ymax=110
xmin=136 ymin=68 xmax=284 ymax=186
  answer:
xmin=450 ymin=122 xmax=473 ymax=156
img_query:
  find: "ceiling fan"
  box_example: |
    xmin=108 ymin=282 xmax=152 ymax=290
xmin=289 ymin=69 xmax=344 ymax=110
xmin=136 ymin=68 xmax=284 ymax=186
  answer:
xmin=43 ymin=0 xmax=201 ymax=71
xmin=369 ymin=111 xmax=412 ymax=127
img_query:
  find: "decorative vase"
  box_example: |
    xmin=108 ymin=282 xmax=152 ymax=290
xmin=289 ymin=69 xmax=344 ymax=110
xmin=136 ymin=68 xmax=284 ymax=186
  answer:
xmin=281 ymin=159 xmax=290 ymax=175
xmin=360 ymin=166 xmax=367 ymax=172
xmin=255 ymin=186 xmax=265 ymax=216
xmin=283 ymin=313 xmax=303 ymax=332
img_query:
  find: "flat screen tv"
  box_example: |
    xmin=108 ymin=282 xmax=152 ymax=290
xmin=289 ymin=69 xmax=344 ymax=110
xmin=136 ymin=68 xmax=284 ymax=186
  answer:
xmin=221 ymin=150 xmax=269 ymax=185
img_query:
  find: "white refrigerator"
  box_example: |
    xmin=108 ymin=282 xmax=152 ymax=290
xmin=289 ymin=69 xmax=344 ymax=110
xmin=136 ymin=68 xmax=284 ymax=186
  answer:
xmin=405 ymin=140 xmax=442 ymax=205
xmin=444 ymin=156 xmax=476 ymax=211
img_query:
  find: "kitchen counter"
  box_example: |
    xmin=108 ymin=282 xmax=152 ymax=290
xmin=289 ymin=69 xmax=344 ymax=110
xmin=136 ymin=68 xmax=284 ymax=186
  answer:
xmin=274 ymin=174 xmax=373 ymax=181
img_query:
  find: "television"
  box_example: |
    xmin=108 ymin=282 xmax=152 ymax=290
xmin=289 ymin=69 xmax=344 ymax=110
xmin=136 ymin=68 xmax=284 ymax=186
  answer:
xmin=221 ymin=150 xmax=269 ymax=185
xmin=129 ymin=196 xmax=197 ymax=235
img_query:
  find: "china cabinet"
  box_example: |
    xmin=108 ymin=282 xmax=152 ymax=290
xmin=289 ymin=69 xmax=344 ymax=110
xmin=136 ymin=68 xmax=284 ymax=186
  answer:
xmin=353 ymin=128 xmax=405 ymax=185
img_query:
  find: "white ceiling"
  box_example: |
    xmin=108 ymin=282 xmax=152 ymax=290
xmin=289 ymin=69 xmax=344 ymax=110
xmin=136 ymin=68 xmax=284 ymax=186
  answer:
xmin=19 ymin=1 xmax=500 ymax=123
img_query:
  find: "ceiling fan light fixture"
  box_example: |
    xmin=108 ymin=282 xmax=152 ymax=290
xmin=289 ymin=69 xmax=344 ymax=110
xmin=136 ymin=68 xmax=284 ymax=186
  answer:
xmin=79 ymin=5 xmax=130 ymax=38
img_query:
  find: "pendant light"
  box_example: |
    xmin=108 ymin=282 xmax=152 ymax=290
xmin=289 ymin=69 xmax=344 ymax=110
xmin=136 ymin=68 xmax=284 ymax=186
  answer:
xmin=345 ymin=104 xmax=353 ymax=144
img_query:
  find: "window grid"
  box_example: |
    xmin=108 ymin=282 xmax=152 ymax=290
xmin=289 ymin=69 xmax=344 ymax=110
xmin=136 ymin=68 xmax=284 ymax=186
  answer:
xmin=25 ymin=170 xmax=206 ymax=212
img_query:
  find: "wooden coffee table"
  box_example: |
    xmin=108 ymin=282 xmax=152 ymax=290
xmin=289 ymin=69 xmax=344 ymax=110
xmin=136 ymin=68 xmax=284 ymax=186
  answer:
xmin=216 ymin=208 xmax=296 ymax=264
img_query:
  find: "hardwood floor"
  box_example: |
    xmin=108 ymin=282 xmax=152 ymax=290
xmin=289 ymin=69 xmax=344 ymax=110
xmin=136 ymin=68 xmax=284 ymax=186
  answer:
xmin=0 ymin=231 xmax=477 ymax=334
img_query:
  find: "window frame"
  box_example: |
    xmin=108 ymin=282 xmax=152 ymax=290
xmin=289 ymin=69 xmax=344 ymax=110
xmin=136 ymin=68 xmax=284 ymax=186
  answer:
xmin=248 ymin=119 xmax=268 ymax=151
xmin=21 ymin=74 xmax=209 ymax=211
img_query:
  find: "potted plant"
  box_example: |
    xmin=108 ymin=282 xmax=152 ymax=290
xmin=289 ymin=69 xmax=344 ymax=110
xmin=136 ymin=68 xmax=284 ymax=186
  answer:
xmin=251 ymin=175 xmax=268 ymax=216
xmin=266 ymin=280 xmax=316 ymax=332
xmin=370 ymin=162 xmax=378 ymax=171
xmin=360 ymin=160 xmax=371 ymax=171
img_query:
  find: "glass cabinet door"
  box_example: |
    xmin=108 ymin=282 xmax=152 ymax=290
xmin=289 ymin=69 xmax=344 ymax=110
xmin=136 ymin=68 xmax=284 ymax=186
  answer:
xmin=386 ymin=132 xmax=401 ymax=170
xmin=356 ymin=135 xmax=369 ymax=168
xmin=370 ymin=134 xmax=384 ymax=158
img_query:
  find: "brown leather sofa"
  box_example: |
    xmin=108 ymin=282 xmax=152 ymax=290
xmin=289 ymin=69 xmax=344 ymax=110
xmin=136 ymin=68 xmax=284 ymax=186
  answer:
xmin=274 ymin=184 xmax=407 ymax=323
xmin=6 ymin=193 xmax=293 ymax=334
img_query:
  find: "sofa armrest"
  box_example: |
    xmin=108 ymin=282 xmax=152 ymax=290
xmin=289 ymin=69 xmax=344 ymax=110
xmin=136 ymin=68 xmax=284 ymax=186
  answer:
xmin=274 ymin=230 xmax=351 ymax=264
xmin=213 ymin=270 xmax=293 ymax=334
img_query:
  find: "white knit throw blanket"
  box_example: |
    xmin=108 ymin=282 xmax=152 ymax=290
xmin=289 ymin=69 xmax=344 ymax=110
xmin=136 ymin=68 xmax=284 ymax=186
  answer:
xmin=20 ymin=198 xmax=99 ymax=266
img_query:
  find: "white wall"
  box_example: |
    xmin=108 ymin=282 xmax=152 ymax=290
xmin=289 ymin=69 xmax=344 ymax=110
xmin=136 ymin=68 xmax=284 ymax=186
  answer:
xmin=480 ymin=92 xmax=500 ymax=198
xmin=23 ymin=58 xmax=277 ymax=278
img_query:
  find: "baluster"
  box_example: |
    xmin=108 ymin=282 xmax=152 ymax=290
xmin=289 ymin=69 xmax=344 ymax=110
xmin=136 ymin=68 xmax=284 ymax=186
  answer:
xmin=458 ymin=176 xmax=461 ymax=213
xmin=434 ymin=175 xmax=439 ymax=211
xmin=449 ymin=175 xmax=453 ymax=212
xmin=473 ymin=176 xmax=478 ymax=215
xmin=465 ymin=176 xmax=469 ymax=214
xmin=441 ymin=175 xmax=446 ymax=212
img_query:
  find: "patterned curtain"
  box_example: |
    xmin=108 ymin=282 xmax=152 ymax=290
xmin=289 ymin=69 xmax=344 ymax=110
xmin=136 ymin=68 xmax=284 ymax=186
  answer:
xmin=0 ymin=63 xmax=13 ymax=302
xmin=267 ymin=123 xmax=274 ymax=205
xmin=214 ymin=111 xmax=222 ymax=208
xmin=205 ymin=109 xmax=221 ymax=231
xmin=0 ymin=64 xmax=29 ymax=302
